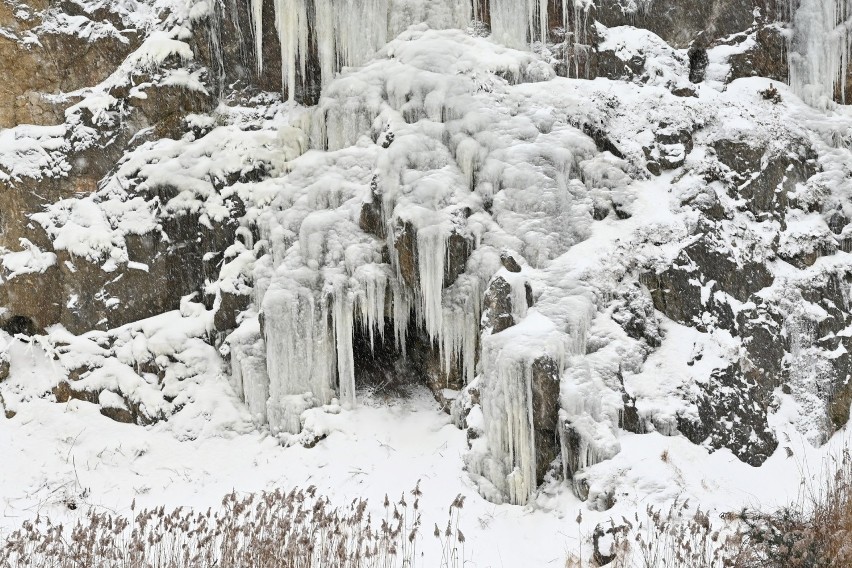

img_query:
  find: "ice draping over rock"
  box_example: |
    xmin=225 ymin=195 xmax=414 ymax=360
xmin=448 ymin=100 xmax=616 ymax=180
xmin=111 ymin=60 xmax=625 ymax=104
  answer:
xmin=473 ymin=312 xmax=566 ymax=505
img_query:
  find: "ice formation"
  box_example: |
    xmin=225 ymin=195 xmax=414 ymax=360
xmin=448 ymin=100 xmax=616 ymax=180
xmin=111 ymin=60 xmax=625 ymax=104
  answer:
xmin=788 ymin=0 xmax=852 ymax=107
xmin=220 ymin=15 xmax=619 ymax=499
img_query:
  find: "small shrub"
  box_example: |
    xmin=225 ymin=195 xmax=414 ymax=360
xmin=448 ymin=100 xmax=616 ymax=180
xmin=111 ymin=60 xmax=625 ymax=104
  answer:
xmin=738 ymin=448 xmax=852 ymax=568
xmin=760 ymin=84 xmax=782 ymax=104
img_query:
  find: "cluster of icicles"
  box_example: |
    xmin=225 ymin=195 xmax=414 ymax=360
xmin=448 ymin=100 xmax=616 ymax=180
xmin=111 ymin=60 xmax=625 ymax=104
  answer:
xmin=260 ymin=231 xmax=482 ymax=422
xmin=247 ymin=0 xmax=592 ymax=100
xmin=247 ymin=0 xmax=852 ymax=108
xmin=787 ymin=0 xmax=852 ymax=107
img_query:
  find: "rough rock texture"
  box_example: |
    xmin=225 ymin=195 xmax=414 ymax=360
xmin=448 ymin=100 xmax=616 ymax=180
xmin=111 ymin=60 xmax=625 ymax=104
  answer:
xmin=481 ymin=276 xmax=515 ymax=335
xmin=0 ymin=0 xmax=141 ymax=128
xmin=530 ymin=355 xmax=560 ymax=485
xmin=595 ymin=0 xmax=755 ymax=49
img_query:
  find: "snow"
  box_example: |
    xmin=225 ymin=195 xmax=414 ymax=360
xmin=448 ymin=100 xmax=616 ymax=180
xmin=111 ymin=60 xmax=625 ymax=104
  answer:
xmin=0 ymin=125 xmax=69 ymax=183
xmin=1 ymin=239 xmax=57 ymax=280
xmin=4 ymin=329 xmax=852 ymax=565
xmin=125 ymin=30 xmax=195 ymax=70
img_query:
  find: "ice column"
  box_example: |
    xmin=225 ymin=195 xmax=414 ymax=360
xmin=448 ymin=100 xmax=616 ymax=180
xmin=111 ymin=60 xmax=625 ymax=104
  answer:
xmin=230 ymin=337 xmax=271 ymax=425
xmin=333 ymin=287 xmax=357 ymax=408
xmin=249 ymin=0 xmax=264 ymax=74
xmin=262 ymin=284 xmax=337 ymax=433
xmin=788 ymin=0 xmax=852 ymax=107
xmin=478 ymin=314 xmax=566 ymax=505
xmin=485 ymin=356 xmax=537 ymax=505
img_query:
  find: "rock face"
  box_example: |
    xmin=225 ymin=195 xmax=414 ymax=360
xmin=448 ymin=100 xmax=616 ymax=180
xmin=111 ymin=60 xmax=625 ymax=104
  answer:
xmin=595 ymin=0 xmax=755 ymax=49
xmin=0 ymin=0 xmax=142 ymax=128
xmin=3 ymin=0 xmax=852 ymax=509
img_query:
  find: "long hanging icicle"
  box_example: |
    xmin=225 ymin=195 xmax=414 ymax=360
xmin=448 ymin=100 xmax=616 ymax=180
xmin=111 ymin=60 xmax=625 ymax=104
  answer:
xmin=490 ymin=0 xmax=532 ymax=48
xmin=273 ymin=0 xmax=309 ymax=101
xmin=416 ymin=227 xmax=448 ymax=343
xmin=249 ymin=0 xmax=482 ymax=95
xmin=562 ymin=0 xmax=592 ymax=78
xmin=313 ymin=0 xmax=337 ymax=88
xmin=534 ymin=0 xmax=548 ymax=44
xmin=249 ymin=0 xmax=264 ymax=74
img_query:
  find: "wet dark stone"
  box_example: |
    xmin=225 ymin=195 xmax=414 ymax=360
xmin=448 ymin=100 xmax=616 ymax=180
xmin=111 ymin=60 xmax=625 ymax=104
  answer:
xmin=500 ymin=252 xmax=522 ymax=272
xmin=688 ymin=47 xmax=708 ymax=83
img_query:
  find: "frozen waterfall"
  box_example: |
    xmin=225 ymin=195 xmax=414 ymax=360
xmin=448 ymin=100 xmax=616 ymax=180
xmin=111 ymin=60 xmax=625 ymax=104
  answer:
xmin=788 ymin=0 xmax=852 ymax=107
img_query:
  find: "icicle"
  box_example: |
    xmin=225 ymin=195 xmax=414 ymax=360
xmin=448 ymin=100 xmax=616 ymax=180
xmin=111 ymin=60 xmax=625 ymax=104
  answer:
xmin=416 ymin=227 xmax=448 ymax=342
xmin=333 ymin=288 xmax=356 ymax=408
xmin=392 ymin=281 xmax=412 ymax=355
xmin=206 ymin=0 xmax=226 ymax=96
xmin=314 ymin=0 xmax=337 ymax=88
xmin=231 ymin=335 xmax=270 ymax=425
xmin=476 ymin=314 xmax=566 ymax=505
xmin=489 ymin=0 xmax=548 ymax=48
xmin=249 ymin=0 xmax=264 ymax=74
xmin=262 ymin=285 xmax=337 ymax=434
xmin=272 ymin=0 xmax=310 ymax=101
xmin=533 ymin=0 xmax=548 ymax=44
xmin=312 ymin=0 xmax=390 ymax=87
xmin=490 ymin=0 xmax=532 ymax=48
xmin=440 ymin=276 xmax=482 ymax=385
xmin=356 ymin=269 xmax=388 ymax=353
xmin=560 ymin=0 xmax=593 ymax=78
xmin=482 ymin=352 xmax=538 ymax=505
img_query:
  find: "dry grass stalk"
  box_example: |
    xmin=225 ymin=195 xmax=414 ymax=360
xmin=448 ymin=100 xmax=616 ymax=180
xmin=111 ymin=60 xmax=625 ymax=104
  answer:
xmin=595 ymin=448 xmax=852 ymax=567
xmin=0 ymin=482 xmax=468 ymax=568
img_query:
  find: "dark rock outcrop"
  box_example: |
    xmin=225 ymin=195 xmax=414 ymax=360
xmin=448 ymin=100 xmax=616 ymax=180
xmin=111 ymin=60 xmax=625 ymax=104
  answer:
xmin=481 ymin=276 xmax=515 ymax=335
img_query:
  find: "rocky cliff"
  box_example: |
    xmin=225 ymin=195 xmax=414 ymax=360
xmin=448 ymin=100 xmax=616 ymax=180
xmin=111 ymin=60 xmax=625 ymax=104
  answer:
xmin=2 ymin=0 xmax=852 ymax=509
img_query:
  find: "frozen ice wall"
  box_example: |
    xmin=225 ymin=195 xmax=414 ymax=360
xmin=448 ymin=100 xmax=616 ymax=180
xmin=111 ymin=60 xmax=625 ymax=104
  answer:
xmin=223 ymin=20 xmax=627 ymax=502
xmin=788 ymin=0 xmax=852 ymax=107
xmin=474 ymin=313 xmax=566 ymax=505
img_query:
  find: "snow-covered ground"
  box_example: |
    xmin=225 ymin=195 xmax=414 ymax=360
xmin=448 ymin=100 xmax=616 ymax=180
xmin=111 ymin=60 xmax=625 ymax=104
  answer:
xmin=1 ymin=325 xmax=850 ymax=566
